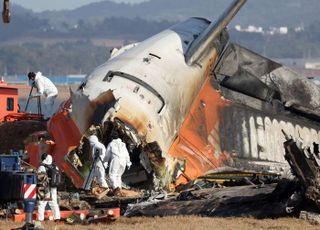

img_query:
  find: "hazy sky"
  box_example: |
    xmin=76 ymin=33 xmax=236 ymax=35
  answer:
xmin=12 ymin=0 xmax=147 ymax=12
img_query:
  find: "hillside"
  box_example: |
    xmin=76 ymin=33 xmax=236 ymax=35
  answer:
xmin=34 ymin=0 xmax=320 ymax=27
xmin=1 ymin=0 xmax=320 ymax=75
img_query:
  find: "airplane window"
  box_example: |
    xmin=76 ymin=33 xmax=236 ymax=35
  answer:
xmin=7 ymin=97 xmax=14 ymax=111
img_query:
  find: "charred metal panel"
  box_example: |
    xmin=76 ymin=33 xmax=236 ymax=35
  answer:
xmin=71 ymin=90 xmax=116 ymax=134
xmin=211 ymin=42 xmax=320 ymax=175
xmin=169 ymin=71 xmax=320 ymax=186
xmin=214 ymin=43 xmax=320 ymax=119
xmin=219 ymin=104 xmax=320 ymax=174
xmin=169 ymin=77 xmax=232 ymax=185
xmin=284 ymin=138 xmax=320 ymax=209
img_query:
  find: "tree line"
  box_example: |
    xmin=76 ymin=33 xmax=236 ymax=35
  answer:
xmin=0 ymin=41 xmax=109 ymax=75
xmin=1 ymin=14 xmax=320 ymax=75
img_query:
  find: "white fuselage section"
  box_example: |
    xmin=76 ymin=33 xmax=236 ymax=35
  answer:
xmin=78 ymin=18 xmax=218 ymax=155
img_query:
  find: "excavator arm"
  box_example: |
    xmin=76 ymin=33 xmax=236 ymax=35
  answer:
xmin=2 ymin=0 xmax=10 ymax=23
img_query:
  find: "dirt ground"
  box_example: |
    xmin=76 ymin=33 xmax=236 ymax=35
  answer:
xmin=1 ymin=216 xmax=319 ymax=230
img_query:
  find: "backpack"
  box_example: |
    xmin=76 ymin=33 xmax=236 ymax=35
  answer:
xmin=43 ymin=163 xmax=62 ymax=187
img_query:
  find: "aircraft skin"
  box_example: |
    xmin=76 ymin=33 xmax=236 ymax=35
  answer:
xmin=26 ymin=0 xmax=320 ymax=190
xmin=67 ymin=16 xmax=227 ymax=189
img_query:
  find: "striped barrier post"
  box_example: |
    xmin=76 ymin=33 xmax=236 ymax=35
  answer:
xmin=23 ymin=184 xmax=37 ymax=200
xmin=23 ymin=174 xmax=37 ymax=226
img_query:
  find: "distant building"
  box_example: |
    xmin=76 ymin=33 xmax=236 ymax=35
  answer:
xmin=234 ymin=25 xmax=263 ymax=34
xmin=279 ymin=27 xmax=288 ymax=34
xmin=235 ymin=25 xmax=241 ymax=31
xmin=294 ymin=26 xmax=304 ymax=32
xmin=266 ymin=26 xmax=288 ymax=35
xmin=235 ymin=25 xmax=288 ymax=35
xmin=305 ymin=62 xmax=320 ymax=70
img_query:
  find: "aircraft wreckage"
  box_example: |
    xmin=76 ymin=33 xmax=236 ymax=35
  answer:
xmin=26 ymin=0 xmax=320 ymax=191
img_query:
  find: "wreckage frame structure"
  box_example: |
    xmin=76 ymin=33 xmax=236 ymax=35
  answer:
xmin=2 ymin=0 xmax=320 ymax=225
xmin=1 ymin=0 xmax=314 ymax=218
xmin=41 ymin=0 xmax=320 ymax=193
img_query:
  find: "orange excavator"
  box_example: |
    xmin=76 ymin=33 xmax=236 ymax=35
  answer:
xmin=0 ymin=79 xmax=45 ymax=154
xmin=0 ymin=80 xmax=43 ymax=122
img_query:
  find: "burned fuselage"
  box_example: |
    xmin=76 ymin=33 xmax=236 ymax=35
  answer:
xmin=68 ymin=17 xmax=229 ymax=190
xmin=45 ymin=0 xmax=320 ymax=191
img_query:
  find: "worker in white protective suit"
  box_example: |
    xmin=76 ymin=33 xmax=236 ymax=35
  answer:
xmin=106 ymin=131 xmax=132 ymax=196
xmin=37 ymin=154 xmax=61 ymax=222
xmin=84 ymin=135 xmax=109 ymax=190
xmin=27 ymin=72 xmax=58 ymax=120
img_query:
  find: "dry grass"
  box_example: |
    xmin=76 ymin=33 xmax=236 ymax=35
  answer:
xmin=1 ymin=216 xmax=319 ymax=230
xmin=18 ymin=84 xmax=78 ymax=101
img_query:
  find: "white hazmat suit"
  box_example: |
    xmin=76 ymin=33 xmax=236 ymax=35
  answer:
xmin=32 ymin=72 xmax=58 ymax=119
xmin=85 ymin=135 xmax=109 ymax=190
xmin=37 ymin=154 xmax=61 ymax=221
xmin=106 ymin=138 xmax=132 ymax=189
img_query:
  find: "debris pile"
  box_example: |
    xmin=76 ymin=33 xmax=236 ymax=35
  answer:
xmin=4 ymin=136 xmax=320 ymax=226
xmin=283 ymin=133 xmax=320 ymax=212
xmin=124 ymin=180 xmax=297 ymax=218
xmin=64 ymin=208 xmax=120 ymax=225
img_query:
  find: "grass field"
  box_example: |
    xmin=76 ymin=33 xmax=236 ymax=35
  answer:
xmin=1 ymin=216 xmax=319 ymax=230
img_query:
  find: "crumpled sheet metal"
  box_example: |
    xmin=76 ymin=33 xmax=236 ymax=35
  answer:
xmin=169 ymin=77 xmax=232 ymax=185
xmin=214 ymin=43 xmax=320 ymax=118
xmin=70 ymin=89 xmax=116 ymax=134
xmin=284 ymin=138 xmax=320 ymax=209
xmin=168 ymin=43 xmax=320 ymax=186
xmin=124 ymin=183 xmax=295 ymax=218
